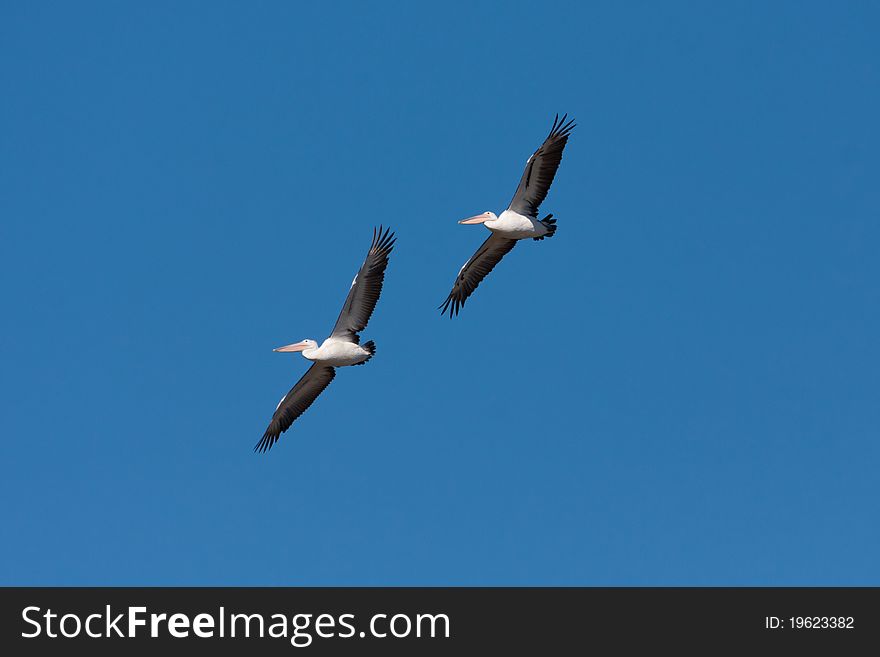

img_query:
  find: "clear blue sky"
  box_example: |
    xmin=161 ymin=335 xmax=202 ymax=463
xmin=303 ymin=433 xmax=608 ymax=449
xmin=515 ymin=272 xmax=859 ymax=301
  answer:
xmin=2 ymin=2 xmax=878 ymax=585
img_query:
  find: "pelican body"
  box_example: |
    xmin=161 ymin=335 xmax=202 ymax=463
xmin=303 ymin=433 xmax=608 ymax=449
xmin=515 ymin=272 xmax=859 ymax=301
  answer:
xmin=277 ymin=338 xmax=374 ymax=367
xmin=256 ymin=226 xmax=395 ymax=452
xmin=440 ymin=114 xmax=574 ymax=317
xmin=461 ymin=209 xmax=554 ymax=240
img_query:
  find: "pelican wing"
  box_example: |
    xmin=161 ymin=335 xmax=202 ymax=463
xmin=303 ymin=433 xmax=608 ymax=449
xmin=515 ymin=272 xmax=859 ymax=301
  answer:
xmin=507 ymin=114 xmax=575 ymax=217
xmin=439 ymin=234 xmax=517 ymax=317
xmin=330 ymin=226 xmax=396 ymax=342
xmin=255 ymin=364 xmax=336 ymax=452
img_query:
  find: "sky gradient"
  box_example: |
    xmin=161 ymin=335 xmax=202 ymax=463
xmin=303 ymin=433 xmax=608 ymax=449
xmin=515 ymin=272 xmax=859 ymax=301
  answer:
xmin=2 ymin=1 xmax=879 ymax=585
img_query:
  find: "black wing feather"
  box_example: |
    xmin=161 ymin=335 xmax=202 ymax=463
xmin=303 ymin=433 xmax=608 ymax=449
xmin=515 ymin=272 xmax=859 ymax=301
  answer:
xmin=507 ymin=114 xmax=576 ymax=217
xmin=439 ymin=234 xmax=517 ymax=318
xmin=255 ymin=364 xmax=336 ymax=452
xmin=330 ymin=226 xmax=395 ymax=341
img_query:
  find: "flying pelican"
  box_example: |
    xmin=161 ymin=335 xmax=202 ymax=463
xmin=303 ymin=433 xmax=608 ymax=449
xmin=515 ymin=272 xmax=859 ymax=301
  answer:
xmin=256 ymin=226 xmax=395 ymax=452
xmin=439 ymin=114 xmax=575 ymax=317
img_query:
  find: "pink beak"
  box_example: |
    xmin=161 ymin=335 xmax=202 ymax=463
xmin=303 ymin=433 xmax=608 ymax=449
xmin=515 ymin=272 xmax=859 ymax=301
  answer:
xmin=273 ymin=341 xmax=309 ymax=353
xmin=459 ymin=213 xmax=490 ymax=224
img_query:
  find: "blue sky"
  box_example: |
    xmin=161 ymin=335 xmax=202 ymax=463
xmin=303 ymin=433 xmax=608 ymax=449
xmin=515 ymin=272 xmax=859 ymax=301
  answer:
xmin=2 ymin=2 xmax=878 ymax=585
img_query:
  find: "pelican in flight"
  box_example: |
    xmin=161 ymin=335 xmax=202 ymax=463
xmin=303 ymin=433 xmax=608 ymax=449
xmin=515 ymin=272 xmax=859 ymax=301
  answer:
xmin=256 ymin=226 xmax=395 ymax=452
xmin=439 ymin=114 xmax=575 ymax=317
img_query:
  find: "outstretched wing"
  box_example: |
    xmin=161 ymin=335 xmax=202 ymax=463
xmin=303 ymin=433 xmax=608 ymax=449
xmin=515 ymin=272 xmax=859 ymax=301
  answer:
xmin=255 ymin=364 xmax=336 ymax=452
xmin=330 ymin=226 xmax=396 ymax=342
xmin=439 ymin=234 xmax=517 ymax=318
xmin=507 ymin=114 xmax=575 ymax=217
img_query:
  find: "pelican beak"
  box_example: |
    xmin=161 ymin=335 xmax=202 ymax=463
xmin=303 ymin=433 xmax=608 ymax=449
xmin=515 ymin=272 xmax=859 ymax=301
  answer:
xmin=273 ymin=341 xmax=309 ymax=353
xmin=459 ymin=213 xmax=490 ymax=225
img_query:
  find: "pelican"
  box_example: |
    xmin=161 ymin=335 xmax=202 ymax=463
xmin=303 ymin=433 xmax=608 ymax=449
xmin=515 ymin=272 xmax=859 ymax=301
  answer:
xmin=256 ymin=226 xmax=395 ymax=452
xmin=439 ymin=114 xmax=575 ymax=317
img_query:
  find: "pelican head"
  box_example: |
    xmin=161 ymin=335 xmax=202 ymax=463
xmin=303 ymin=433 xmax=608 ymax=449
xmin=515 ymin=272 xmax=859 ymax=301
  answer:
xmin=273 ymin=339 xmax=318 ymax=355
xmin=459 ymin=211 xmax=496 ymax=225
